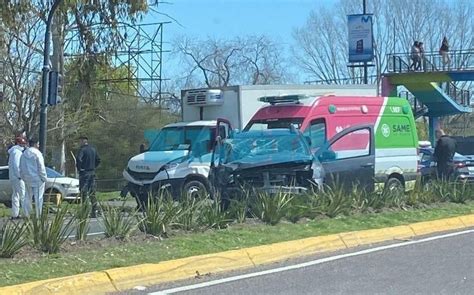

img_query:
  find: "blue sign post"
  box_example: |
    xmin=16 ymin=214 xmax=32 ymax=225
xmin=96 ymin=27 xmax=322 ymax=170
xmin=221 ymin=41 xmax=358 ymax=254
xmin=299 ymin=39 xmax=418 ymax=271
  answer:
xmin=347 ymin=14 xmax=374 ymax=63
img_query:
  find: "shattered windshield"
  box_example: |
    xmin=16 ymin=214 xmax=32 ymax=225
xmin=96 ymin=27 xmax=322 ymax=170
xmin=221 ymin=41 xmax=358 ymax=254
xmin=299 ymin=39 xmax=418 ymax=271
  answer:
xmin=220 ymin=130 xmax=311 ymax=164
xmin=149 ymin=126 xmax=213 ymax=152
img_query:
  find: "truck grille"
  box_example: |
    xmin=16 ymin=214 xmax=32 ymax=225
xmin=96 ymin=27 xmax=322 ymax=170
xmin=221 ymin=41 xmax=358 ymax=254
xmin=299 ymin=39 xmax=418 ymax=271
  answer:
xmin=127 ymin=168 xmax=156 ymax=181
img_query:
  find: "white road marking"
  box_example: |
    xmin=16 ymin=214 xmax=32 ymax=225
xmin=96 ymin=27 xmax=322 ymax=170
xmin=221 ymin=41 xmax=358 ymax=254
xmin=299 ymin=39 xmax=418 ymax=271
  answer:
xmin=149 ymin=229 xmax=474 ymax=294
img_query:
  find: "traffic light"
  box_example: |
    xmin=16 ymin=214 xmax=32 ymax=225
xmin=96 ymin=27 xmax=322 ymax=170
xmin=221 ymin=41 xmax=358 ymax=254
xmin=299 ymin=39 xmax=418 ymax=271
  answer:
xmin=48 ymin=71 xmax=62 ymax=106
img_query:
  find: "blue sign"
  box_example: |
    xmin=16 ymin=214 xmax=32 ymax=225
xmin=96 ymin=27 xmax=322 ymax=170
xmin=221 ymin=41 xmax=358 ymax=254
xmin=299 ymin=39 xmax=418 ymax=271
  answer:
xmin=348 ymin=14 xmax=374 ymax=63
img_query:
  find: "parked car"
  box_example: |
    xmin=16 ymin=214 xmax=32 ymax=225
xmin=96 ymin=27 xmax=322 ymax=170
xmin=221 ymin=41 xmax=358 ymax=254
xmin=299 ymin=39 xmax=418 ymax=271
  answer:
xmin=0 ymin=166 xmax=80 ymax=207
xmin=209 ymin=128 xmax=323 ymax=201
xmin=418 ymin=148 xmax=474 ymax=185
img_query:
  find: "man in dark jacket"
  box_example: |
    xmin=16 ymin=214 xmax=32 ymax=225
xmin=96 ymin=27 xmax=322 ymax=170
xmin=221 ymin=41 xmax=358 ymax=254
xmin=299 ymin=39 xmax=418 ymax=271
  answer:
xmin=76 ymin=136 xmax=101 ymax=217
xmin=433 ymin=129 xmax=456 ymax=180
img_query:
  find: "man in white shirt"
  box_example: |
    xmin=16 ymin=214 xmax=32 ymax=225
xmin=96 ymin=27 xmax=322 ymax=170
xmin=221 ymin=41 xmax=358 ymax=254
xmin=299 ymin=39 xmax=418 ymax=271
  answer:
xmin=8 ymin=136 xmax=27 ymax=219
xmin=20 ymin=138 xmax=47 ymax=217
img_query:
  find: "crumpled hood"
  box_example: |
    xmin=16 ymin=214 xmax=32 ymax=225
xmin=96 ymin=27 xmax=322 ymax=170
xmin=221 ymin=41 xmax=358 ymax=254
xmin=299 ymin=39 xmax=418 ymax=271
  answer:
xmin=127 ymin=150 xmax=189 ymax=173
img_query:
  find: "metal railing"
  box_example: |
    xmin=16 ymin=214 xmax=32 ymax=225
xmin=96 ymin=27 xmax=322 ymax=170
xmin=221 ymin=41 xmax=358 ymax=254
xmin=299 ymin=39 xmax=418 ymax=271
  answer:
xmin=386 ymin=49 xmax=474 ymax=73
xmin=398 ymin=90 xmax=428 ymax=118
xmin=442 ymin=82 xmax=471 ymax=107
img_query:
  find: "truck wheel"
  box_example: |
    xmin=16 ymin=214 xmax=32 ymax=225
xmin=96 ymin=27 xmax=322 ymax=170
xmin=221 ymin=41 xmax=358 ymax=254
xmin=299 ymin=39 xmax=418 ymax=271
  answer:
xmin=385 ymin=177 xmax=404 ymax=195
xmin=183 ymin=179 xmax=208 ymax=199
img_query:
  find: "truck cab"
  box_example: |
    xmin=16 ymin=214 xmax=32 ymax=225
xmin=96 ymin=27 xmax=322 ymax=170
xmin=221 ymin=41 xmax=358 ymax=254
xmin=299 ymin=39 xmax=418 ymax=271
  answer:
xmin=123 ymin=120 xmax=232 ymax=207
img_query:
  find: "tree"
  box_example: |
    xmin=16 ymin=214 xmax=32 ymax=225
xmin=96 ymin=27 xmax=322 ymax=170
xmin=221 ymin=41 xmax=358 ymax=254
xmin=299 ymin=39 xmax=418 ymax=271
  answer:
xmin=175 ymin=35 xmax=287 ymax=88
xmin=292 ymin=0 xmax=474 ymax=84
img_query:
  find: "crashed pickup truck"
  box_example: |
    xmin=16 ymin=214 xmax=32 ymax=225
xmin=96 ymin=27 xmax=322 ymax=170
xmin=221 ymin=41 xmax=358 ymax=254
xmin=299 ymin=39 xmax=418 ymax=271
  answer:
xmin=209 ymin=128 xmax=324 ymax=200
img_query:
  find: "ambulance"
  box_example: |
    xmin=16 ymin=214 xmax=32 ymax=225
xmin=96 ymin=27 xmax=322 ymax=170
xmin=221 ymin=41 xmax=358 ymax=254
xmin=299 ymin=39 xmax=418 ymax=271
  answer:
xmin=245 ymin=95 xmax=419 ymax=192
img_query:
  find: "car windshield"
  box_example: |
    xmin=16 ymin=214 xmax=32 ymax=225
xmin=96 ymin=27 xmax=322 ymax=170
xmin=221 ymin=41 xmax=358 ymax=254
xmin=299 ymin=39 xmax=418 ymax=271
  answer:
xmin=219 ymin=131 xmax=310 ymax=164
xmin=245 ymin=118 xmax=303 ymax=131
xmin=46 ymin=168 xmax=63 ymax=178
xmin=149 ymin=126 xmax=213 ymax=152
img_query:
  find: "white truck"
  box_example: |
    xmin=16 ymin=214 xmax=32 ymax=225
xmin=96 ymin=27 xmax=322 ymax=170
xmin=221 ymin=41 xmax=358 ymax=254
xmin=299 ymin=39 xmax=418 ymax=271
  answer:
xmin=122 ymin=84 xmax=377 ymax=206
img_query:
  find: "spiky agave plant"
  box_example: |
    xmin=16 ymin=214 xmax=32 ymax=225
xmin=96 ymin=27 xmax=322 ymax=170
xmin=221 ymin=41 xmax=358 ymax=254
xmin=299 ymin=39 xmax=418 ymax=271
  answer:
xmin=138 ymin=192 xmax=181 ymax=237
xmin=27 ymin=203 xmax=75 ymax=254
xmin=251 ymin=190 xmax=293 ymax=226
xmin=101 ymin=202 xmax=139 ymax=240
xmin=74 ymin=201 xmax=92 ymax=241
xmin=200 ymin=195 xmax=231 ymax=229
xmin=0 ymin=221 xmax=29 ymax=258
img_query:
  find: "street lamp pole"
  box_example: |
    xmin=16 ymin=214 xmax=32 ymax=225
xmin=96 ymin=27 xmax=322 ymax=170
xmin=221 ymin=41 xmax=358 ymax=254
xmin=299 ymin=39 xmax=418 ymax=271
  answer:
xmin=39 ymin=0 xmax=62 ymax=155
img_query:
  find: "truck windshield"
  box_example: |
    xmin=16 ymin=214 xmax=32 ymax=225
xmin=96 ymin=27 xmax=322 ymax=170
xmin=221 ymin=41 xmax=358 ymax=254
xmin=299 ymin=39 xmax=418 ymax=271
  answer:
xmin=149 ymin=126 xmax=213 ymax=152
xmin=244 ymin=118 xmax=303 ymax=131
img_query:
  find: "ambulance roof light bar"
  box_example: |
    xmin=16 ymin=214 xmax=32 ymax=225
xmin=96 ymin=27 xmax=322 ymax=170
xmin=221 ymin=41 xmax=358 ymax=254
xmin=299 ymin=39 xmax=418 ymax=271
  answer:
xmin=258 ymin=94 xmax=311 ymax=105
xmin=258 ymin=93 xmax=334 ymax=105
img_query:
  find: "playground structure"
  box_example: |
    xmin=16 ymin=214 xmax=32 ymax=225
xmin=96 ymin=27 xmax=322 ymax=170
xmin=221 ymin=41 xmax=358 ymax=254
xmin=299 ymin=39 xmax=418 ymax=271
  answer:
xmin=382 ymin=49 xmax=474 ymax=144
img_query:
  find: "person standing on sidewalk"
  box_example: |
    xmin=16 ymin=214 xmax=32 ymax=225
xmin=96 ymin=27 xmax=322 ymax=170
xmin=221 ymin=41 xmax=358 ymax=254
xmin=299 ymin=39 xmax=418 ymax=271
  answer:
xmin=8 ymin=136 xmax=27 ymax=219
xmin=76 ymin=136 xmax=101 ymax=217
xmin=20 ymin=138 xmax=47 ymax=217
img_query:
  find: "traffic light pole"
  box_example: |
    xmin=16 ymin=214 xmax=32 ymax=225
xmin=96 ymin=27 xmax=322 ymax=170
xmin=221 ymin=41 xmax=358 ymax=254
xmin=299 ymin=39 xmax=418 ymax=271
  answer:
xmin=39 ymin=0 xmax=62 ymax=155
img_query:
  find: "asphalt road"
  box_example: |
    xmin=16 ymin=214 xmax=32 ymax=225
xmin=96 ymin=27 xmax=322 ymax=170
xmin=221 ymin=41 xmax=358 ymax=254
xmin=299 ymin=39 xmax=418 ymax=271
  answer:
xmin=136 ymin=229 xmax=474 ymax=295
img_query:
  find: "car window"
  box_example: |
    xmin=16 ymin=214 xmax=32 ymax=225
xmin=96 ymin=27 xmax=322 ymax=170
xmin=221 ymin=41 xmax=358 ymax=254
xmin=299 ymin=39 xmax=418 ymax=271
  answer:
xmin=0 ymin=169 xmax=9 ymax=180
xmin=303 ymin=119 xmax=326 ymax=150
xmin=46 ymin=168 xmax=64 ymax=178
xmin=329 ymin=128 xmax=371 ymax=160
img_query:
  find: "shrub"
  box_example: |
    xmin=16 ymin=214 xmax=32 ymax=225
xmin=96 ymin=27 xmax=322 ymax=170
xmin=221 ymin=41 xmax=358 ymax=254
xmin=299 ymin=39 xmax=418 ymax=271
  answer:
xmin=228 ymin=189 xmax=251 ymax=224
xmin=318 ymin=185 xmax=352 ymax=218
xmin=101 ymin=202 xmax=138 ymax=239
xmin=74 ymin=201 xmax=92 ymax=241
xmin=201 ymin=196 xmax=231 ymax=229
xmin=251 ymin=191 xmax=293 ymax=225
xmin=27 ymin=204 xmax=75 ymax=254
xmin=0 ymin=221 xmax=28 ymax=258
xmin=138 ymin=194 xmax=181 ymax=237
xmin=176 ymin=195 xmax=206 ymax=231
xmin=286 ymin=195 xmax=312 ymax=223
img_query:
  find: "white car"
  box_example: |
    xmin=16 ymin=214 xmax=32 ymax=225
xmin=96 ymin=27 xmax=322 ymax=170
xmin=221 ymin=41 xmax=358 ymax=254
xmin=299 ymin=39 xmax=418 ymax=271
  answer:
xmin=0 ymin=166 xmax=80 ymax=207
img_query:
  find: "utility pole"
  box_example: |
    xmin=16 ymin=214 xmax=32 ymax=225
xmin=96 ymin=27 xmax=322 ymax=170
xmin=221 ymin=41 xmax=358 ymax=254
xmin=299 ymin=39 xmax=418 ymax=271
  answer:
xmin=39 ymin=0 xmax=62 ymax=155
xmin=363 ymin=0 xmax=368 ymax=84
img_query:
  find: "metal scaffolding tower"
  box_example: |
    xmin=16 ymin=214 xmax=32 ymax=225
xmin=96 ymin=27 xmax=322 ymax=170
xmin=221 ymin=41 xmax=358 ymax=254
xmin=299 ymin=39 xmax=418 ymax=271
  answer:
xmin=64 ymin=21 xmax=169 ymax=105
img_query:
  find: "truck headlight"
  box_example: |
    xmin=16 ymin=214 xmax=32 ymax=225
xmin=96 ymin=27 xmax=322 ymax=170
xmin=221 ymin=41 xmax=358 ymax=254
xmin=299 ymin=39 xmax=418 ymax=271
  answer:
xmin=163 ymin=163 xmax=179 ymax=170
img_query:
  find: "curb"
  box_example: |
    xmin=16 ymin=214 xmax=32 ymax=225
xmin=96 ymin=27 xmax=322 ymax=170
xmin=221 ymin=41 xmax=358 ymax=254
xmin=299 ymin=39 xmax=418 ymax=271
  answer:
xmin=2 ymin=214 xmax=474 ymax=294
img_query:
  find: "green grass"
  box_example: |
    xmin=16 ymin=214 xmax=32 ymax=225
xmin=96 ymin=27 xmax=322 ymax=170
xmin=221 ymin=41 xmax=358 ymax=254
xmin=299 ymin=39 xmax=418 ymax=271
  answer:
xmin=0 ymin=205 xmax=10 ymax=218
xmin=1 ymin=201 xmax=474 ymax=287
xmin=96 ymin=191 xmax=123 ymax=202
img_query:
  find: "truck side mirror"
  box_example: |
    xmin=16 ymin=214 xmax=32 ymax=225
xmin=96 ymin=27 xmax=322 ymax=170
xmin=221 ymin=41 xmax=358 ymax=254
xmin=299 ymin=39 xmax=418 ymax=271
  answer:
xmin=139 ymin=143 xmax=147 ymax=154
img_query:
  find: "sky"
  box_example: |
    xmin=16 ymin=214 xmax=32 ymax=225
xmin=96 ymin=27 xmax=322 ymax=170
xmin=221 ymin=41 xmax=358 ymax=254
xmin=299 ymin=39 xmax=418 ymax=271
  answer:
xmin=141 ymin=0 xmax=336 ymax=83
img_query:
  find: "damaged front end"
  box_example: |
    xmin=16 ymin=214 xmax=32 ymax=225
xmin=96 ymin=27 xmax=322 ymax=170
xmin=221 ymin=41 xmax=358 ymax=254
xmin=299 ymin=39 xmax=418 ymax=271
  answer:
xmin=209 ymin=129 xmax=322 ymax=200
xmin=218 ymin=162 xmax=316 ymax=198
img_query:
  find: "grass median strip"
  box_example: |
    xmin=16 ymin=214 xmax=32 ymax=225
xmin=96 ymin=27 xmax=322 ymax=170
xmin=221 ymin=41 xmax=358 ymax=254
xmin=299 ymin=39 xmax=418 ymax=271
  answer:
xmin=1 ymin=201 xmax=474 ymax=287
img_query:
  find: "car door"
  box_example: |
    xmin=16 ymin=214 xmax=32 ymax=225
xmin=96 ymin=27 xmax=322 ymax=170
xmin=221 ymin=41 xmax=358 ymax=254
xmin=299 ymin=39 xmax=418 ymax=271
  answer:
xmin=316 ymin=124 xmax=375 ymax=192
xmin=209 ymin=119 xmax=233 ymax=194
xmin=0 ymin=167 xmax=12 ymax=203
